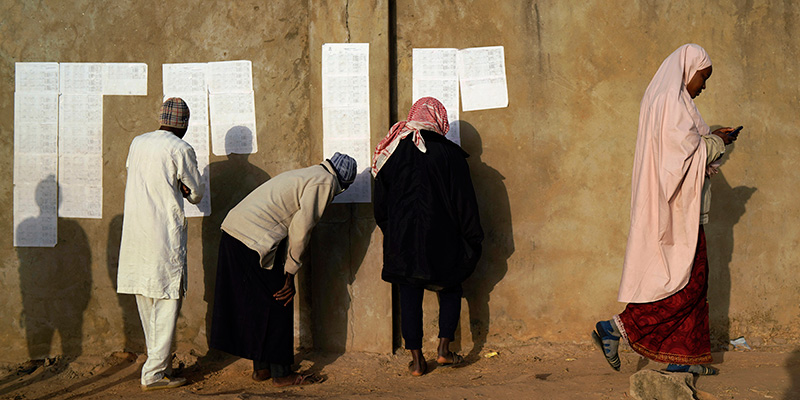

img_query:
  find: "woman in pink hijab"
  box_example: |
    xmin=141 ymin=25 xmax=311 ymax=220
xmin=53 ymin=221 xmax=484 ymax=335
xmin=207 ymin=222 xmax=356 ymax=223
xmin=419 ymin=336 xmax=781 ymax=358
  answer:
xmin=592 ymin=44 xmax=739 ymax=375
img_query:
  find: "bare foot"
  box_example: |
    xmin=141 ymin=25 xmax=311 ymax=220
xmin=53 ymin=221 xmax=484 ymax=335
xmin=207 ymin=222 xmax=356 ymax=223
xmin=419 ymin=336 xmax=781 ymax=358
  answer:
xmin=436 ymin=351 xmax=464 ymax=366
xmin=408 ymin=359 xmax=427 ymax=376
xmin=252 ymin=369 xmax=271 ymax=381
xmin=272 ymin=373 xmax=320 ymax=387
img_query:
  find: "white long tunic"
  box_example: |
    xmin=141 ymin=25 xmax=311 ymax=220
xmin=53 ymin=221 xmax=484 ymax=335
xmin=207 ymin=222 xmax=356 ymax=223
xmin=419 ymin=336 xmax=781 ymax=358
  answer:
xmin=117 ymin=130 xmax=204 ymax=299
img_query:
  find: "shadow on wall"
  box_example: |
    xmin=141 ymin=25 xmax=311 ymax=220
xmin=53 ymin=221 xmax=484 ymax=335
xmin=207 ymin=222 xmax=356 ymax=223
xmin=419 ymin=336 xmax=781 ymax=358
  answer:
xmin=704 ymin=142 xmax=757 ymax=357
xmin=107 ymin=214 xmax=145 ymax=353
xmin=305 ymin=201 xmax=374 ymax=370
xmin=200 ymin=129 xmax=270 ymax=364
xmin=10 ymin=177 xmax=92 ymax=393
xmin=459 ymin=121 xmax=514 ymax=360
xmin=223 ymin=125 xmax=255 ymax=154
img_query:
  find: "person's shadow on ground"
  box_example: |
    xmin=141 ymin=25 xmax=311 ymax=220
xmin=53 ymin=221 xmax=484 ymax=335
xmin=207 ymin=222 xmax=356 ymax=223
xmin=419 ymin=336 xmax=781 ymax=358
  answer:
xmin=2 ymin=177 xmax=92 ymax=396
xmin=458 ymin=121 xmax=513 ymax=361
xmin=787 ymin=347 xmax=800 ymax=399
xmin=704 ymin=142 xmax=757 ymax=361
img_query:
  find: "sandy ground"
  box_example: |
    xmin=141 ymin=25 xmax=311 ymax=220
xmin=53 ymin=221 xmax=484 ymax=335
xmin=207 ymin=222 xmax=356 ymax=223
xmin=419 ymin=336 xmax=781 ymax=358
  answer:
xmin=1 ymin=342 xmax=799 ymax=400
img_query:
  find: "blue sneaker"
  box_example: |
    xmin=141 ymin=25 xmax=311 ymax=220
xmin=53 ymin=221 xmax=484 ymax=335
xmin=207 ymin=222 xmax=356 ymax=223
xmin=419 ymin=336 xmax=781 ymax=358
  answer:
xmin=666 ymin=363 xmax=718 ymax=375
xmin=591 ymin=320 xmax=620 ymax=371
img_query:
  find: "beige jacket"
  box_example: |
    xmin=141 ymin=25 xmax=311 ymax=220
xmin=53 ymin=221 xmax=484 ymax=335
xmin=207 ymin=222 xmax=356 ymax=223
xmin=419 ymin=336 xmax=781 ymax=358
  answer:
xmin=700 ymin=134 xmax=726 ymax=225
xmin=221 ymin=161 xmax=341 ymax=275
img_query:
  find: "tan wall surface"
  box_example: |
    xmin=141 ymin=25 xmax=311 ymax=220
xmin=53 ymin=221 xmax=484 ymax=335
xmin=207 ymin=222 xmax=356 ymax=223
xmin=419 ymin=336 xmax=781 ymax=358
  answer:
xmin=395 ymin=0 xmax=800 ymax=353
xmin=1 ymin=1 xmax=799 ymax=364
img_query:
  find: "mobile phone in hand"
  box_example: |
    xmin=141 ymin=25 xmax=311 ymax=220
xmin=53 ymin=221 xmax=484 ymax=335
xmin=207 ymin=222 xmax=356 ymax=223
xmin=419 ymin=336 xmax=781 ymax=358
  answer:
xmin=729 ymin=126 xmax=743 ymax=138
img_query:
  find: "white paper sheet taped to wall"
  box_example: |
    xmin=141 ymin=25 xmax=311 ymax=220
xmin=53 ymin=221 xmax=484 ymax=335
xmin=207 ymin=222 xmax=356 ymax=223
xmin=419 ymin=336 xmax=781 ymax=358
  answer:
xmin=14 ymin=61 xmax=149 ymax=243
xmin=163 ymin=63 xmax=213 ymax=217
xmin=164 ymin=63 xmax=209 ymax=95
xmin=412 ymin=48 xmax=461 ymax=145
xmin=14 ymin=179 xmax=58 ymax=247
xmin=457 ymin=46 xmax=508 ymax=112
xmin=209 ymin=91 xmax=258 ymax=156
xmin=15 ymin=62 xmax=59 ymax=93
xmin=207 ymin=60 xmax=253 ymax=94
xmin=60 ymin=63 xmax=104 ymax=94
xmin=57 ymin=93 xmax=104 ymax=219
xmin=102 ymin=63 xmax=148 ymax=96
xmin=322 ymin=43 xmax=372 ymax=204
xmin=181 ymin=124 xmax=212 ymax=217
xmin=13 ymin=64 xmax=59 ymax=247
xmin=207 ymin=61 xmax=257 ymax=156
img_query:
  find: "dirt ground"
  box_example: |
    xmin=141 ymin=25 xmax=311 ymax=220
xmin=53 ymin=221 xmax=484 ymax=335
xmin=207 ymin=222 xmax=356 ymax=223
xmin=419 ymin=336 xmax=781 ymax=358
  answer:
xmin=1 ymin=342 xmax=798 ymax=400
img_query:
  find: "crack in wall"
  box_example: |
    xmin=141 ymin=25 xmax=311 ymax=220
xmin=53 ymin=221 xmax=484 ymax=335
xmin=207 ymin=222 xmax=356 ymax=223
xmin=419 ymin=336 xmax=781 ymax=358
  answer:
xmin=345 ymin=0 xmax=351 ymax=43
xmin=346 ymin=204 xmax=356 ymax=349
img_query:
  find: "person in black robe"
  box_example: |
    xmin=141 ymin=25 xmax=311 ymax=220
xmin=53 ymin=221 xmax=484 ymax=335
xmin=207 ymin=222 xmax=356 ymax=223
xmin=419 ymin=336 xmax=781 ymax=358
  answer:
xmin=372 ymin=97 xmax=483 ymax=376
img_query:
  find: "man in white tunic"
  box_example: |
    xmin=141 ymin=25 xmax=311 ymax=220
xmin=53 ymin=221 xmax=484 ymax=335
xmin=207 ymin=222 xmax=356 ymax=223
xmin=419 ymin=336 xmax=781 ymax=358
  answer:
xmin=117 ymin=98 xmax=204 ymax=390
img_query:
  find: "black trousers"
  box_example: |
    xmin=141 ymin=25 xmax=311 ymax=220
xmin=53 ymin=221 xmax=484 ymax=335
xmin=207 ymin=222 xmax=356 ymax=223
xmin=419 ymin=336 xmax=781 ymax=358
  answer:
xmin=398 ymin=283 xmax=463 ymax=350
xmin=210 ymin=232 xmax=293 ymax=377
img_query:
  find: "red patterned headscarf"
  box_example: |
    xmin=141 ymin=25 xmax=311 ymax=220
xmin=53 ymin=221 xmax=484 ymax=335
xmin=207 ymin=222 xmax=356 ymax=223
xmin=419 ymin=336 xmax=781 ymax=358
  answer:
xmin=371 ymin=97 xmax=449 ymax=177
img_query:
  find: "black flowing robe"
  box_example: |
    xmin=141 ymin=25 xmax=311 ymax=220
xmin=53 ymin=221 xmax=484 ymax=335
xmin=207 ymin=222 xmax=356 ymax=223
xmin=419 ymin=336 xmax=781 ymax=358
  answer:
xmin=374 ymin=130 xmax=484 ymax=288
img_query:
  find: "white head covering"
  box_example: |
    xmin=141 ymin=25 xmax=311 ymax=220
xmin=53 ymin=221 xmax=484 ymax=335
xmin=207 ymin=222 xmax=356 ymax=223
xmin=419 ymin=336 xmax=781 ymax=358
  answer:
xmin=618 ymin=44 xmax=713 ymax=303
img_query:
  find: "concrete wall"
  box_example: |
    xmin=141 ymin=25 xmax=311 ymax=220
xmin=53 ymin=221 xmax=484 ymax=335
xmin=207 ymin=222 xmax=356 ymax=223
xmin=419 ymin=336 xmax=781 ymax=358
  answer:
xmin=1 ymin=1 xmax=799 ymax=363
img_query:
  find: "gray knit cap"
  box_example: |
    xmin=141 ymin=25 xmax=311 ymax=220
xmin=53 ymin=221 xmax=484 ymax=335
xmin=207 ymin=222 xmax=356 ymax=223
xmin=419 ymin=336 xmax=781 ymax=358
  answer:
xmin=329 ymin=152 xmax=357 ymax=190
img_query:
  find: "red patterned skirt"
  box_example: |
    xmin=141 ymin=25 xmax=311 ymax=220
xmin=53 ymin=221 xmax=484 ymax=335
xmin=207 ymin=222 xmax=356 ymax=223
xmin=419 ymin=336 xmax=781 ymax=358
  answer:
xmin=615 ymin=225 xmax=712 ymax=365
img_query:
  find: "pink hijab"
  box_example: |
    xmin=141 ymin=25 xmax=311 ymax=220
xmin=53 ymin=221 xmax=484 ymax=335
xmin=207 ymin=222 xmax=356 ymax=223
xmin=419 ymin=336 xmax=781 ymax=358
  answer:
xmin=371 ymin=97 xmax=449 ymax=177
xmin=618 ymin=44 xmax=712 ymax=303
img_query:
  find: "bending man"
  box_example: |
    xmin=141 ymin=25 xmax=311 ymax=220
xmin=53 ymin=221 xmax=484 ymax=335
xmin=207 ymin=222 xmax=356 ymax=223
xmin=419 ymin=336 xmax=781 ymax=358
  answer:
xmin=210 ymin=153 xmax=357 ymax=386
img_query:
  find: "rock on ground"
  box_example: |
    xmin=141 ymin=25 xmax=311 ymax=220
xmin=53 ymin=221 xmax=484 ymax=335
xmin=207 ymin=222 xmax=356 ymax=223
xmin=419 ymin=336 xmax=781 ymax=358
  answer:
xmin=630 ymin=369 xmax=696 ymax=400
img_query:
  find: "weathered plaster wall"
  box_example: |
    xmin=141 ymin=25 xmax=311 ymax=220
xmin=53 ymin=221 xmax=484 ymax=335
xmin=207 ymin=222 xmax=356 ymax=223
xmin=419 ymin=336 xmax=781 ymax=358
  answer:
xmin=0 ymin=0 xmax=320 ymax=362
xmin=1 ymin=1 xmax=799 ymax=364
xmin=395 ymin=0 xmax=800 ymax=353
xmin=305 ymin=0 xmax=393 ymax=354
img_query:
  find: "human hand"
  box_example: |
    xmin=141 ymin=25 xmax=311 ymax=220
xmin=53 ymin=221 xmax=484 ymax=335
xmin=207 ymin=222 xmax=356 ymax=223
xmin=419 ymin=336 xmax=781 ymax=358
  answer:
xmin=273 ymin=273 xmax=296 ymax=306
xmin=178 ymin=181 xmax=191 ymax=198
xmin=712 ymin=127 xmax=737 ymax=145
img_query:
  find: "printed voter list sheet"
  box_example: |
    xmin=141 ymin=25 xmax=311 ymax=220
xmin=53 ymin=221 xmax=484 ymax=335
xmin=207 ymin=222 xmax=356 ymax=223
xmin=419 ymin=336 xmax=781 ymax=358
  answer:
xmin=102 ymin=63 xmax=147 ymax=95
xmin=207 ymin=60 xmax=253 ymax=94
xmin=178 ymin=112 xmax=211 ymax=155
xmin=412 ymin=48 xmax=461 ymax=145
xmin=325 ymin=138 xmax=371 ymax=204
xmin=163 ymin=64 xmax=213 ymax=216
xmin=183 ymin=154 xmax=211 ymax=217
xmin=15 ymin=62 xmax=59 ymax=93
xmin=181 ymin=123 xmax=211 ymax=217
xmin=206 ymin=61 xmax=257 ymax=155
xmin=322 ymin=43 xmax=371 ymax=203
xmin=58 ymin=94 xmax=104 ymax=155
xmin=209 ymin=91 xmax=257 ymax=155
xmin=457 ymin=46 xmax=508 ymax=112
xmin=60 ymin=63 xmax=103 ymax=93
xmin=57 ymin=154 xmax=103 ymax=219
xmin=57 ymin=93 xmax=104 ymax=218
xmin=163 ymin=63 xmax=208 ymax=95
xmin=14 ymin=179 xmax=58 ymax=247
xmin=58 ymin=183 xmax=103 ymax=219
xmin=14 ymin=64 xmax=59 ymax=246
xmin=13 ymin=93 xmax=59 ymax=155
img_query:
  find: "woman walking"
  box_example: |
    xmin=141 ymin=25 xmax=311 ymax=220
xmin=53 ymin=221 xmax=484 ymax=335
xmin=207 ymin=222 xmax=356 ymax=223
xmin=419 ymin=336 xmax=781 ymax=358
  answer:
xmin=594 ymin=44 xmax=739 ymax=375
